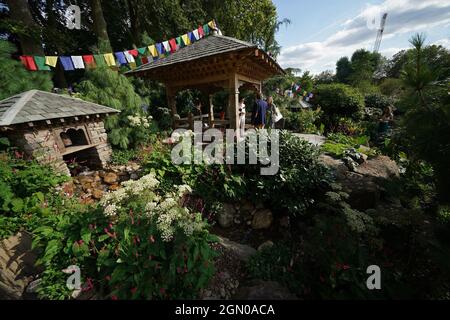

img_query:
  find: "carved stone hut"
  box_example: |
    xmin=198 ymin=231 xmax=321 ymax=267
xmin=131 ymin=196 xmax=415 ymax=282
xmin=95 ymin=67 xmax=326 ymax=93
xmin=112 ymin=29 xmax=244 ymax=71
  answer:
xmin=0 ymin=90 xmax=119 ymax=175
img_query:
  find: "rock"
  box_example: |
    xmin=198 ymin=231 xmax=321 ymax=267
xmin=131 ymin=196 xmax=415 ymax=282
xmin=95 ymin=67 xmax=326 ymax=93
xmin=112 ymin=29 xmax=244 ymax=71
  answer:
xmin=109 ymin=184 xmax=120 ymax=191
xmin=354 ymin=155 xmax=400 ymax=179
xmin=92 ymin=189 xmax=104 ymax=200
xmin=239 ymin=200 xmax=255 ymax=215
xmin=342 ymin=156 xmax=359 ymax=172
xmin=130 ymin=173 xmax=139 ymax=180
xmin=217 ymin=236 xmax=256 ymax=262
xmin=103 ymin=172 xmax=118 ymax=185
xmin=258 ymin=240 xmax=274 ymax=251
xmin=25 ymin=278 xmax=42 ymax=294
xmin=251 ymin=209 xmax=273 ymax=229
xmin=233 ymin=280 xmax=297 ymax=300
xmin=0 ymin=232 xmax=39 ymax=299
xmin=217 ymin=203 xmax=236 ymax=228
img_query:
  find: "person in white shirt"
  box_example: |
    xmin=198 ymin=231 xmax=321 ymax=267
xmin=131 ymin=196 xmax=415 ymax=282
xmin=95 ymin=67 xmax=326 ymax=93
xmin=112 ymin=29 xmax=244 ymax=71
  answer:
xmin=238 ymin=97 xmax=246 ymax=137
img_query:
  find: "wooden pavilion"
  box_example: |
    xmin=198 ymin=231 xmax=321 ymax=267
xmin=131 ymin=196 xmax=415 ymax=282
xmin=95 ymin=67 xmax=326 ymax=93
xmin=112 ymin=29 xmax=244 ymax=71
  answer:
xmin=126 ymin=33 xmax=284 ymax=136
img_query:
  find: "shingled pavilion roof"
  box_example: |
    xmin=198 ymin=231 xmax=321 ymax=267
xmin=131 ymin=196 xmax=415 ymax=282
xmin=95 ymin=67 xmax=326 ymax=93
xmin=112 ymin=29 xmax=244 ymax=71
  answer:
xmin=126 ymin=34 xmax=284 ymax=82
xmin=0 ymin=90 xmax=119 ymax=127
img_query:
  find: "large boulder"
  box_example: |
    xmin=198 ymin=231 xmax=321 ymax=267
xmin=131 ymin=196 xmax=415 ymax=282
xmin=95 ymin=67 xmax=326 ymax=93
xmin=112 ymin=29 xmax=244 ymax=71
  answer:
xmin=320 ymin=155 xmax=400 ymax=211
xmin=217 ymin=203 xmax=236 ymax=228
xmin=251 ymin=209 xmax=273 ymax=230
xmin=0 ymin=232 xmax=38 ymax=299
xmin=217 ymin=236 xmax=256 ymax=262
xmin=233 ymin=280 xmax=297 ymax=300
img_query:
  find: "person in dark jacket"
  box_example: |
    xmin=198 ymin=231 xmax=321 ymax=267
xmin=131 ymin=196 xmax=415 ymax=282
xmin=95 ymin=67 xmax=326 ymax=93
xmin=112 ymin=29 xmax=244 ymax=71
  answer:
xmin=252 ymin=92 xmax=268 ymax=129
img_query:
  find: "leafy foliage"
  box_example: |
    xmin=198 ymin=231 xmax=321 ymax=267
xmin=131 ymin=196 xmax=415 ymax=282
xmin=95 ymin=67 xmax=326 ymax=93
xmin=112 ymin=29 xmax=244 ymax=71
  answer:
xmin=32 ymin=173 xmax=217 ymax=300
xmin=0 ymin=40 xmax=52 ymax=100
xmin=313 ymin=84 xmax=365 ymax=131
xmin=76 ymin=67 xmax=153 ymax=149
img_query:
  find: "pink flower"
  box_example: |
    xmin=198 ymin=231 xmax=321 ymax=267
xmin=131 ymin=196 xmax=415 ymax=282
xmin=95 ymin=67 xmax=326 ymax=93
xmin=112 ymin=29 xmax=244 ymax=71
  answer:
xmin=130 ymin=287 xmax=137 ymax=294
xmin=159 ymin=288 xmax=166 ymax=295
xmin=111 ymin=295 xmax=118 ymax=300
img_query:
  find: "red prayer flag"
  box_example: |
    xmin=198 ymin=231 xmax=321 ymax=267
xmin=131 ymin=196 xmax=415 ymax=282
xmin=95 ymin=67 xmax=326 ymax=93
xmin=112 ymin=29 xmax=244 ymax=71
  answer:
xmin=128 ymin=49 xmax=138 ymax=57
xmin=82 ymin=55 xmax=96 ymax=68
xmin=20 ymin=56 xmax=38 ymax=71
xmin=169 ymin=38 xmax=177 ymax=53
xmin=141 ymin=56 xmax=149 ymax=64
xmin=198 ymin=25 xmax=205 ymax=38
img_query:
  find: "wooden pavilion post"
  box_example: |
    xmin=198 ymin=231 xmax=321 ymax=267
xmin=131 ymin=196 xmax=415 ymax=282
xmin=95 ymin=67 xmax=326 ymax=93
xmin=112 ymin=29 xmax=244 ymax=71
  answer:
xmin=166 ymin=86 xmax=177 ymax=129
xmin=228 ymin=73 xmax=240 ymax=138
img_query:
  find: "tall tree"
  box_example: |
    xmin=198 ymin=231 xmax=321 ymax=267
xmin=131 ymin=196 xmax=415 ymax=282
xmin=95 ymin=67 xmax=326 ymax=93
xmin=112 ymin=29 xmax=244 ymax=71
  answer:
xmin=5 ymin=0 xmax=43 ymax=55
xmin=90 ymin=0 xmax=111 ymax=51
xmin=336 ymin=57 xmax=352 ymax=84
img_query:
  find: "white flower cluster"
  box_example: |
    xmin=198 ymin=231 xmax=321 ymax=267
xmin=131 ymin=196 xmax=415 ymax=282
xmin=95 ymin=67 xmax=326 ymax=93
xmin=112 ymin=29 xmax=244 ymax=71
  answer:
xmin=100 ymin=173 xmax=160 ymax=216
xmin=100 ymin=174 xmax=204 ymax=242
xmin=171 ymin=130 xmax=194 ymax=142
xmin=127 ymin=114 xmax=153 ymax=128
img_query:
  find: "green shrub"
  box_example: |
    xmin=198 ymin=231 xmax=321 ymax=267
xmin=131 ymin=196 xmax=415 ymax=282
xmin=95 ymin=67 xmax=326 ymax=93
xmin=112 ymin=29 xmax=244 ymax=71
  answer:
xmin=32 ymin=173 xmax=217 ymax=300
xmin=110 ymin=149 xmax=139 ymax=165
xmin=0 ymin=152 xmax=67 ymax=238
xmin=76 ymin=67 xmax=154 ymax=149
xmin=0 ymin=41 xmax=52 ymax=100
xmin=283 ymin=108 xmax=322 ymax=133
xmin=365 ymin=93 xmax=392 ymax=110
xmin=241 ymin=131 xmax=331 ymax=216
xmin=313 ymin=84 xmax=365 ymax=130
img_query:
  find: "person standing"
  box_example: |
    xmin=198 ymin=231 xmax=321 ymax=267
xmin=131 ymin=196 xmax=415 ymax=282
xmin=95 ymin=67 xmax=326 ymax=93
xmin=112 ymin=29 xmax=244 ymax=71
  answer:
xmin=238 ymin=97 xmax=246 ymax=137
xmin=266 ymin=96 xmax=281 ymax=129
xmin=252 ymin=92 xmax=268 ymax=129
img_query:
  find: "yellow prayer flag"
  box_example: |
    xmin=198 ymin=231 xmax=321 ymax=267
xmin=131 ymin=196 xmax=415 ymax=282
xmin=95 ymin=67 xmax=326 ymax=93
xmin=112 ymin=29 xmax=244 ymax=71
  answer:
xmin=148 ymin=45 xmax=158 ymax=57
xmin=103 ymin=53 xmax=116 ymax=66
xmin=181 ymin=34 xmax=191 ymax=46
xmin=208 ymin=20 xmax=216 ymax=30
xmin=45 ymin=56 xmax=58 ymax=67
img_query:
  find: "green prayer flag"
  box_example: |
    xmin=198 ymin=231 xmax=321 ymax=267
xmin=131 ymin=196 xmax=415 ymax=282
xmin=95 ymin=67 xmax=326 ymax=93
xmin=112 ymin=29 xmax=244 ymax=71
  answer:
xmin=203 ymin=24 xmax=210 ymax=35
xmin=176 ymin=36 xmax=183 ymax=48
xmin=33 ymin=56 xmax=50 ymax=71
xmin=137 ymin=47 xmax=147 ymax=55
xmin=94 ymin=54 xmax=106 ymax=66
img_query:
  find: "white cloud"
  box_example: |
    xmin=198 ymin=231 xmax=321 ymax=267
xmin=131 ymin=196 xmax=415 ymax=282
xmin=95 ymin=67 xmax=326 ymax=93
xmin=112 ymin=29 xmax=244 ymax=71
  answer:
xmin=278 ymin=0 xmax=450 ymax=74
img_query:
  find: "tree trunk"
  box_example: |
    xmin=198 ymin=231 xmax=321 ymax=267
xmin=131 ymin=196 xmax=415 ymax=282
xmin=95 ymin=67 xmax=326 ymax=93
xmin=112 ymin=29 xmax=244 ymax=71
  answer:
xmin=90 ymin=0 xmax=111 ymax=52
xmin=46 ymin=0 xmax=67 ymax=88
xmin=127 ymin=0 xmax=142 ymax=46
xmin=5 ymin=0 xmax=44 ymax=55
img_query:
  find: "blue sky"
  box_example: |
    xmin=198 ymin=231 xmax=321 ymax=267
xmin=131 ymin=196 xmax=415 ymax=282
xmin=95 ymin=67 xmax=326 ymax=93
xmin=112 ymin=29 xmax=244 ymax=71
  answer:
xmin=273 ymin=0 xmax=450 ymax=74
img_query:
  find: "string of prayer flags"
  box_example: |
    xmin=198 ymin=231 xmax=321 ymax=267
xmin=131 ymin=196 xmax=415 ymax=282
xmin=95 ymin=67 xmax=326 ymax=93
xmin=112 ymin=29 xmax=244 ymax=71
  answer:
xmin=60 ymin=56 xmax=75 ymax=71
xmin=19 ymin=20 xmax=219 ymax=72
xmin=20 ymin=56 xmax=38 ymax=71
xmin=45 ymin=56 xmax=58 ymax=68
xmin=103 ymin=53 xmax=116 ymax=67
xmin=71 ymin=56 xmax=85 ymax=69
xmin=34 ymin=56 xmax=51 ymax=71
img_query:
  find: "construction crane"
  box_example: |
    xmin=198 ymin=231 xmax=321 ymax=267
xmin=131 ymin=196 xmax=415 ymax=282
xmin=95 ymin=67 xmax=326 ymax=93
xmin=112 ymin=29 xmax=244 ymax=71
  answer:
xmin=373 ymin=13 xmax=388 ymax=53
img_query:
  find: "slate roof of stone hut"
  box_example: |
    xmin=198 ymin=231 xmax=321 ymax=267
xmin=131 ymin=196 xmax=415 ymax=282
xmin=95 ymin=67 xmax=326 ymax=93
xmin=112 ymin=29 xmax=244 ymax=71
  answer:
xmin=0 ymin=90 xmax=119 ymax=126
